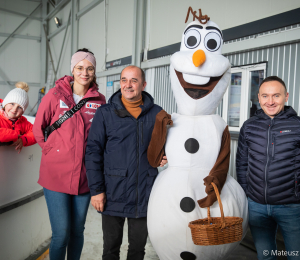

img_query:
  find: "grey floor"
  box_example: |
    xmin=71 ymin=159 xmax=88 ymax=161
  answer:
xmin=43 ymin=204 xmax=258 ymax=260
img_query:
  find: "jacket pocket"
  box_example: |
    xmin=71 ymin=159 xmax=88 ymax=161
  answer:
xmin=146 ymin=168 xmax=158 ymax=202
xmin=42 ymin=142 xmax=57 ymax=155
xmin=104 ymin=168 xmax=127 ymax=203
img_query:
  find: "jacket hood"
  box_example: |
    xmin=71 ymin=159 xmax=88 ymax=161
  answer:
xmin=255 ymin=106 xmax=297 ymax=120
xmin=109 ymin=89 xmax=154 ymax=117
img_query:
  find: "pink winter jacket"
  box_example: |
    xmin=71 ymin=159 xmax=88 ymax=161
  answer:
xmin=33 ymin=76 xmax=106 ymax=195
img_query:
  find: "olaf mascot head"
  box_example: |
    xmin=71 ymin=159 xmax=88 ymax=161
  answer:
xmin=170 ymin=10 xmax=231 ymax=116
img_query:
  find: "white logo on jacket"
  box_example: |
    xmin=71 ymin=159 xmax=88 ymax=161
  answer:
xmin=85 ymin=111 xmax=95 ymax=115
xmin=60 ymin=100 xmax=69 ymax=108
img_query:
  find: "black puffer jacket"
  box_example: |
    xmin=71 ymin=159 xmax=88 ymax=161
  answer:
xmin=236 ymin=106 xmax=300 ymax=205
xmin=85 ymin=90 xmax=162 ymax=218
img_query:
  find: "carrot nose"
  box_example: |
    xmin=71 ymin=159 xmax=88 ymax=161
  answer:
xmin=192 ymin=49 xmax=206 ymax=67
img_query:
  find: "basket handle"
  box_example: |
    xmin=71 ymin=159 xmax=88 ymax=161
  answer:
xmin=207 ymin=182 xmax=225 ymax=228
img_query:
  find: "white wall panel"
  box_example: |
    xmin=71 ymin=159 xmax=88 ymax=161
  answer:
xmin=0 ymin=0 xmax=41 ymax=37
xmin=149 ymin=0 xmax=300 ymax=51
xmin=48 ymin=28 xmax=72 ymax=80
xmin=79 ymin=0 xmax=96 ymax=10
xmin=0 ymin=131 xmax=42 ymax=206
xmin=97 ymin=76 xmax=106 ymax=97
xmin=0 ymin=14 xmax=41 ymax=38
xmin=0 ymin=197 xmax=51 ymax=260
xmin=106 ymin=0 xmax=134 ymax=61
xmin=0 ymin=0 xmax=42 ymax=17
xmin=78 ymin=1 xmax=106 ymax=72
xmin=0 ymin=37 xmax=41 ymax=83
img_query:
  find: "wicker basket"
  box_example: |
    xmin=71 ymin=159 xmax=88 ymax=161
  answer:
xmin=188 ymin=182 xmax=243 ymax=246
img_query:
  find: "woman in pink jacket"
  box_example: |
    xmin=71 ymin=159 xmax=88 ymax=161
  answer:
xmin=33 ymin=48 xmax=106 ymax=260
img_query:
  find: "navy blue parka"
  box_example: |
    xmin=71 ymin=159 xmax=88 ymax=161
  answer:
xmin=236 ymin=106 xmax=300 ymax=205
xmin=85 ymin=89 xmax=162 ymax=218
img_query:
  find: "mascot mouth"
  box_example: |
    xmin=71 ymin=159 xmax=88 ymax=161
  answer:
xmin=175 ymin=70 xmax=223 ymax=99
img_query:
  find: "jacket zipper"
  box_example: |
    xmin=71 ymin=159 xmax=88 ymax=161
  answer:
xmin=264 ymin=119 xmax=273 ymax=204
xmin=295 ymin=175 xmax=298 ymax=198
xmin=141 ymin=122 xmax=144 ymax=145
xmin=272 ymin=135 xmax=274 ymax=158
xmin=135 ymin=120 xmax=139 ymax=218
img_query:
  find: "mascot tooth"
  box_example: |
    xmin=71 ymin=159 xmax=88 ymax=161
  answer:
xmin=147 ymin=8 xmax=248 ymax=260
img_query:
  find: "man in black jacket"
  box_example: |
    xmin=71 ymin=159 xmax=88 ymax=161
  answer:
xmin=236 ymin=76 xmax=300 ymax=260
xmin=85 ymin=65 xmax=166 ymax=260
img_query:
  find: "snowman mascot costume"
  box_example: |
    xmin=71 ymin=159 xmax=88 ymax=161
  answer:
xmin=147 ymin=9 xmax=248 ymax=260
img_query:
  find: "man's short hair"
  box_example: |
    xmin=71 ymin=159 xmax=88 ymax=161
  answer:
xmin=120 ymin=65 xmax=145 ymax=83
xmin=259 ymin=76 xmax=287 ymax=93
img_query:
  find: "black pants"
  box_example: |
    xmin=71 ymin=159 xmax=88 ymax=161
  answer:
xmin=102 ymin=214 xmax=148 ymax=260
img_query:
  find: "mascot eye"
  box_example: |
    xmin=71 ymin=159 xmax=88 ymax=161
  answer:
xmin=204 ymin=32 xmax=221 ymax=52
xmin=184 ymin=29 xmax=201 ymax=49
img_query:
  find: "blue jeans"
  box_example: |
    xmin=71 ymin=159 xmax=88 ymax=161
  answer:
xmin=43 ymin=188 xmax=91 ymax=260
xmin=248 ymin=198 xmax=300 ymax=260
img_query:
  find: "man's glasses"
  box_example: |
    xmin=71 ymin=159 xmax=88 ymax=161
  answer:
xmin=74 ymin=66 xmax=95 ymax=74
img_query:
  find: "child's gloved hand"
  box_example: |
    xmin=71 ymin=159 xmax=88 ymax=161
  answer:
xmin=11 ymin=138 xmax=24 ymax=153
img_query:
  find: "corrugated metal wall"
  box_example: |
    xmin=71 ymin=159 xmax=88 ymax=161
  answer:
xmin=107 ymin=74 xmax=121 ymax=82
xmin=152 ymin=65 xmax=177 ymax=114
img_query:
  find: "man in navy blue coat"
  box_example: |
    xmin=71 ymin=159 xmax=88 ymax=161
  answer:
xmin=236 ymin=76 xmax=300 ymax=260
xmin=85 ymin=65 xmax=166 ymax=260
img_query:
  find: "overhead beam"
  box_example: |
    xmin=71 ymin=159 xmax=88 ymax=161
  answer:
xmin=40 ymin=0 xmax=48 ymax=88
xmin=141 ymin=56 xmax=170 ymax=70
xmin=0 ymin=32 xmax=41 ymax=41
xmin=43 ymin=0 xmax=70 ymax=21
xmin=0 ymin=81 xmax=41 ymax=87
xmin=71 ymin=0 xmax=78 ymax=54
xmin=47 ymin=22 xmax=70 ymax=39
xmin=0 ymin=8 xmax=42 ymax=21
xmin=76 ymin=0 xmax=103 ymax=20
xmin=0 ymin=4 xmax=41 ymax=50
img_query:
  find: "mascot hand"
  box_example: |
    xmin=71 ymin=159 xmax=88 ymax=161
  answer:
xmin=197 ymin=176 xmax=220 ymax=208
